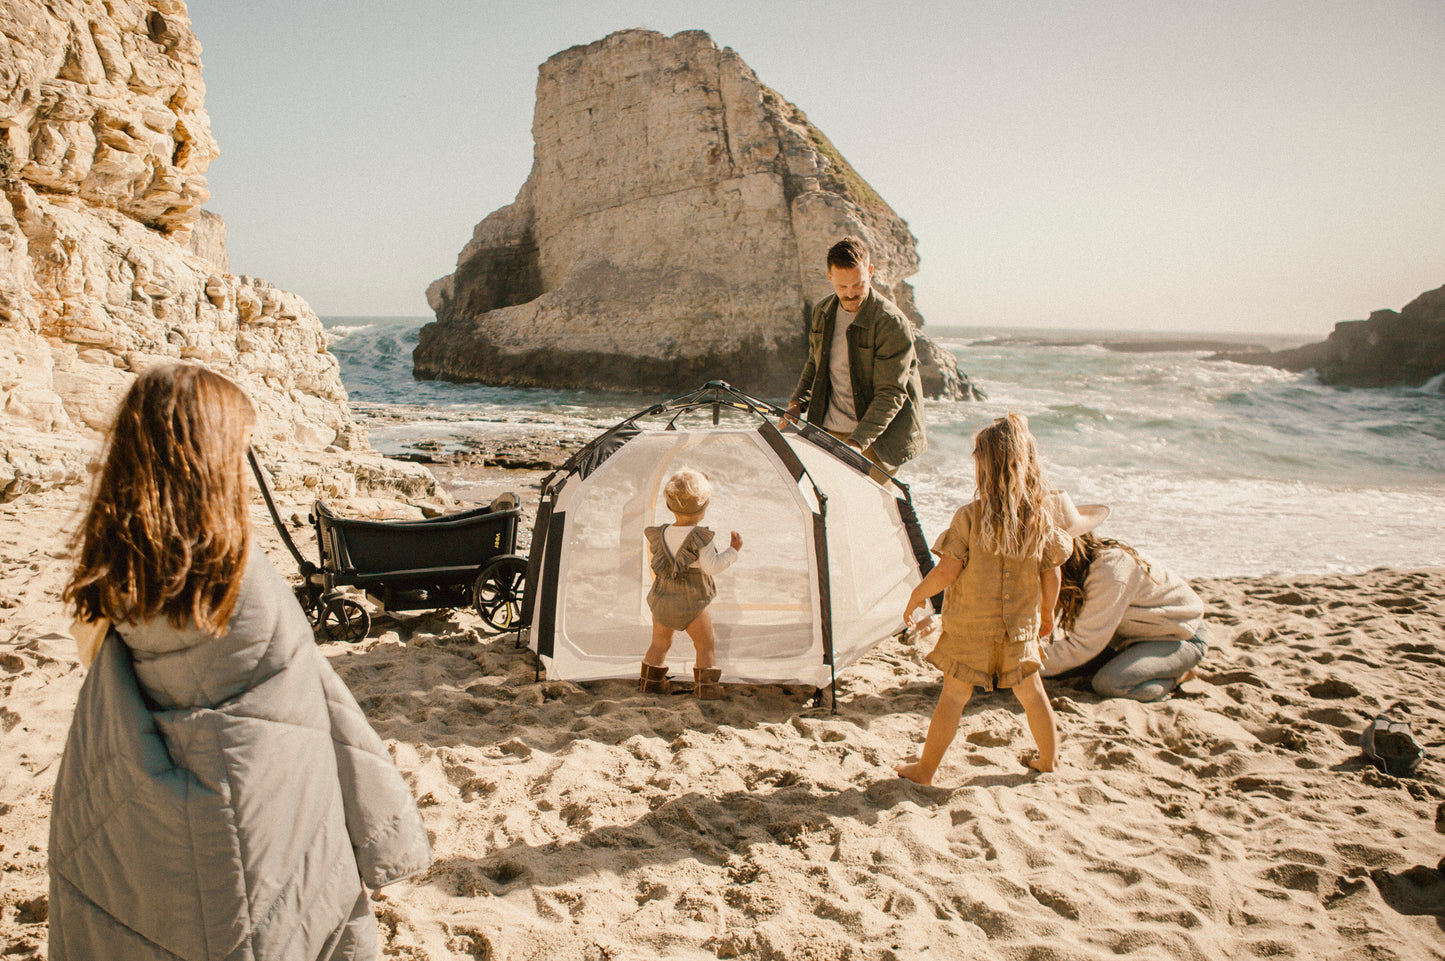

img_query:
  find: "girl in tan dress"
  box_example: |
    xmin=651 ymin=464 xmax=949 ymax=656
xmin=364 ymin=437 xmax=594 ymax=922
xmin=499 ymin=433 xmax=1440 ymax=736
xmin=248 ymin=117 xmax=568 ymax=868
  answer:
xmin=640 ymin=469 xmax=743 ymax=698
xmin=896 ymin=413 xmax=1072 ymax=783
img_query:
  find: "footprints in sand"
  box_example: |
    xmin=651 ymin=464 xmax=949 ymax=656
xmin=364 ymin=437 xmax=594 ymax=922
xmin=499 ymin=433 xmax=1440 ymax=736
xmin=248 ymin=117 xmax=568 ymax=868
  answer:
xmin=1256 ymin=589 xmax=1313 ymax=606
xmin=1027 ymin=882 xmax=1081 ymax=920
xmin=1207 ymin=667 xmax=1267 ymax=688
xmin=441 ymin=924 xmax=494 ymax=960
xmin=963 ymin=727 xmax=1012 ymax=748
xmin=442 ymin=760 xmax=497 ymax=802
xmin=1305 ymin=678 xmax=1361 ymax=699
xmin=5 ymin=539 xmax=1444 ymax=957
xmin=1231 ymin=775 xmax=1297 ymax=801
xmin=374 ymin=565 xmax=1442 ymax=956
xmin=1374 ymin=596 xmax=1430 ymax=614
xmin=1300 ymin=705 xmax=1360 ymax=730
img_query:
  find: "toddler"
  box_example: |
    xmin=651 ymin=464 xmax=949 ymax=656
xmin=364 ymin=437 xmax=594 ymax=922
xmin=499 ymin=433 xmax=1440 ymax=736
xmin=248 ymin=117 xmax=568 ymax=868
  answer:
xmin=896 ymin=413 xmax=1072 ymax=783
xmin=640 ymin=468 xmax=742 ymax=699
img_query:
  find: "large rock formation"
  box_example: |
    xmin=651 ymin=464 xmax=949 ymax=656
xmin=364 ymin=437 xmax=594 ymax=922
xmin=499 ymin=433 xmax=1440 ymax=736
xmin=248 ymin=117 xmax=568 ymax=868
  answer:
xmin=419 ymin=28 xmax=980 ymax=400
xmin=1211 ymin=284 xmax=1445 ymax=390
xmin=0 ymin=0 xmax=435 ymax=502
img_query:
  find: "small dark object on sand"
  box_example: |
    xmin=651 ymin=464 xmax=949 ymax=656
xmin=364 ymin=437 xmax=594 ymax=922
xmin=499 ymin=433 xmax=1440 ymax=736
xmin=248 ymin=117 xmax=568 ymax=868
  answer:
xmin=1359 ymin=713 xmax=1424 ymax=778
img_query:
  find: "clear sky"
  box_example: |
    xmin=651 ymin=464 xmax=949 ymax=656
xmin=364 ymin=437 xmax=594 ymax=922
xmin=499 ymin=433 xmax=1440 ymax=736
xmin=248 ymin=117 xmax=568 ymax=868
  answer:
xmin=185 ymin=0 xmax=1444 ymax=335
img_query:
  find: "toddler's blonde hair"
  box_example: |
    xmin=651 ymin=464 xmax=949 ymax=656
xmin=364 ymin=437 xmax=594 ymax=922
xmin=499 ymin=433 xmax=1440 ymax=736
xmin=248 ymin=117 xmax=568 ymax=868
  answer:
xmin=664 ymin=468 xmax=711 ymax=516
xmin=973 ymin=412 xmax=1052 ymax=557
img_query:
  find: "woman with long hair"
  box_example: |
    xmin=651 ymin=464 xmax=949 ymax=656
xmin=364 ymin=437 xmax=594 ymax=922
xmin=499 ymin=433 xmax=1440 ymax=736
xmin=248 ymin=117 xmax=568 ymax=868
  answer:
xmin=50 ymin=363 xmax=429 ymax=961
xmin=1042 ymin=508 xmax=1208 ymax=702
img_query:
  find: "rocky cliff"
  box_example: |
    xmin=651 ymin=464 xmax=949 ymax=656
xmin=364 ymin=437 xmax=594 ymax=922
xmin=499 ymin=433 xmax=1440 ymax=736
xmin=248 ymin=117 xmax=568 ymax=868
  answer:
xmin=0 ymin=0 xmax=435 ymax=502
xmin=419 ymin=28 xmax=980 ymax=401
xmin=1211 ymin=284 xmax=1445 ymax=390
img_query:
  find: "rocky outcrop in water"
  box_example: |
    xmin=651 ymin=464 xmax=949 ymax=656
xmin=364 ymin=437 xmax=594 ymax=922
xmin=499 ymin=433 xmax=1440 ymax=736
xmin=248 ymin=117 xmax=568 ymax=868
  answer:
xmin=419 ymin=28 xmax=980 ymax=401
xmin=0 ymin=0 xmax=436 ymax=502
xmin=1210 ymin=284 xmax=1445 ymax=390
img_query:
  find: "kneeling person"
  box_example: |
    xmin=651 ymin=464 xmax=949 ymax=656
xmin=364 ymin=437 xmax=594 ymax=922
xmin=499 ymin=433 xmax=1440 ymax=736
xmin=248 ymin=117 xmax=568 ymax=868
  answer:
xmin=1044 ymin=512 xmax=1208 ymax=702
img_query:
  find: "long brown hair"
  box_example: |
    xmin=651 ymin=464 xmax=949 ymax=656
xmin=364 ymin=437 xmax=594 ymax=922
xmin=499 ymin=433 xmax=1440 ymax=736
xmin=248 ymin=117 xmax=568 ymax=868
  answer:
xmin=1057 ymin=532 xmax=1155 ymax=631
xmin=65 ymin=364 xmax=257 ymax=636
xmin=973 ymin=412 xmax=1052 ymax=557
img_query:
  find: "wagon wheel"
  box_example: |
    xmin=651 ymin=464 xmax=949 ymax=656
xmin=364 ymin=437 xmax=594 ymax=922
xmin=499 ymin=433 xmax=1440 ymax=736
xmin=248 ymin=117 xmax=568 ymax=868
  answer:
xmin=321 ymin=596 xmax=371 ymax=642
xmin=294 ymin=584 xmax=321 ymax=623
xmin=474 ymin=556 xmax=527 ymax=631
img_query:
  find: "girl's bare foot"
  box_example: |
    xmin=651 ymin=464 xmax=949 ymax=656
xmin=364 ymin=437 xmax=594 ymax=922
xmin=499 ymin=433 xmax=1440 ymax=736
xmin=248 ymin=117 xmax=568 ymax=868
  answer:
xmin=895 ymin=761 xmax=933 ymax=786
xmin=1023 ymin=752 xmax=1055 ymax=773
xmin=1177 ymin=668 xmax=1197 ymax=684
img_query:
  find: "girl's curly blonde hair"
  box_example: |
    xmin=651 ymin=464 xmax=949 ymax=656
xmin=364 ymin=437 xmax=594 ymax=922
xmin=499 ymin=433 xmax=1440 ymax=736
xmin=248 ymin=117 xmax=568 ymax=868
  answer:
xmin=973 ymin=412 xmax=1052 ymax=558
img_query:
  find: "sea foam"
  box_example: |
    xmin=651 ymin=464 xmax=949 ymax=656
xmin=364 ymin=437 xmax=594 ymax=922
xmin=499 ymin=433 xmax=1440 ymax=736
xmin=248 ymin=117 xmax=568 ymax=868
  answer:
xmin=325 ymin=317 xmax=1445 ymax=579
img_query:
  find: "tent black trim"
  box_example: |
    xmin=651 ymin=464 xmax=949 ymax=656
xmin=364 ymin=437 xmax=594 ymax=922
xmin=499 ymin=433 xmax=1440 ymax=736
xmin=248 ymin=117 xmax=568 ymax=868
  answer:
xmin=533 ymin=505 xmax=567 ymax=659
xmin=895 ymin=496 xmax=941 ymax=612
xmin=757 ymin=422 xmax=806 ymax=483
xmin=520 ymin=498 xmax=553 ymax=629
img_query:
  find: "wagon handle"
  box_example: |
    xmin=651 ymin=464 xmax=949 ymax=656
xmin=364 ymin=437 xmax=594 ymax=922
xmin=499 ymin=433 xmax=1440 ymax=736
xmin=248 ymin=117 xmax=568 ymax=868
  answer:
xmin=246 ymin=446 xmax=316 ymax=575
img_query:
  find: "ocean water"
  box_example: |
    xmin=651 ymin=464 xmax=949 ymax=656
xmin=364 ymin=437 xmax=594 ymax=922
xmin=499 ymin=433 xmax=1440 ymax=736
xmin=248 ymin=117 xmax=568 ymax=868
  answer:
xmin=323 ymin=316 xmax=1445 ymax=580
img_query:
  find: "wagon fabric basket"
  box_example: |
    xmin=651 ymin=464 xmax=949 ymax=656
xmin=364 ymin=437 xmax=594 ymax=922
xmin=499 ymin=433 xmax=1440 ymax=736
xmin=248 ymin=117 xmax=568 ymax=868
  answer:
xmin=520 ymin=382 xmax=935 ymax=696
xmin=247 ymin=448 xmax=526 ymax=640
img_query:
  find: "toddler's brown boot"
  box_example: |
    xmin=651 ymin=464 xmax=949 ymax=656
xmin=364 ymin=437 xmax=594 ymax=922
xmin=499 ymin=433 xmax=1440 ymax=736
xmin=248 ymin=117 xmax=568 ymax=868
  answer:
xmin=693 ymin=667 xmax=724 ymax=700
xmin=639 ymin=661 xmax=671 ymax=694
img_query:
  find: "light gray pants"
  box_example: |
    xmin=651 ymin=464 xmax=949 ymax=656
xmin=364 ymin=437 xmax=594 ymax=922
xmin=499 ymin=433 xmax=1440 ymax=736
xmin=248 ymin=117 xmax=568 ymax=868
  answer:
xmin=1092 ymin=631 xmax=1208 ymax=702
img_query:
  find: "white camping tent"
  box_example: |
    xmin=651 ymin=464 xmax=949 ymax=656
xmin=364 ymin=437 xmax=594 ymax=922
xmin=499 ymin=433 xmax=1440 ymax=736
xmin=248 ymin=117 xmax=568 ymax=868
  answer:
xmin=521 ymin=383 xmax=935 ymax=692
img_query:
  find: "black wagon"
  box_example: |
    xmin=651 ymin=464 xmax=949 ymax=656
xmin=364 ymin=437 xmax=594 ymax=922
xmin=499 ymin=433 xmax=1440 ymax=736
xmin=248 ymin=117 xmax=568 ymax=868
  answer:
xmin=248 ymin=449 xmax=529 ymax=641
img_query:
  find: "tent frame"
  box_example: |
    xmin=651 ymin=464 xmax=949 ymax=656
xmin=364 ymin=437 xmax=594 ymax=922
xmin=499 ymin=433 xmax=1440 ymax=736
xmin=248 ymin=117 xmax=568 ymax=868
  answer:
xmin=518 ymin=380 xmax=934 ymax=711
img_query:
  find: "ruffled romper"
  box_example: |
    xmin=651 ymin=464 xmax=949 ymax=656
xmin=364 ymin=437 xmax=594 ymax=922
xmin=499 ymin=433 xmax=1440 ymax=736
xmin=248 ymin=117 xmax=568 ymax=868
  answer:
xmin=927 ymin=501 xmax=1071 ymax=690
xmin=645 ymin=525 xmax=718 ymax=631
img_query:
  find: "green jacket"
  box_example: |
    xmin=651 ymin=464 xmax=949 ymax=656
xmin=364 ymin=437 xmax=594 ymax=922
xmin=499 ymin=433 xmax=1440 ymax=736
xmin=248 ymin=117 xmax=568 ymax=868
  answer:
xmin=789 ymin=288 xmax=927 ymax=469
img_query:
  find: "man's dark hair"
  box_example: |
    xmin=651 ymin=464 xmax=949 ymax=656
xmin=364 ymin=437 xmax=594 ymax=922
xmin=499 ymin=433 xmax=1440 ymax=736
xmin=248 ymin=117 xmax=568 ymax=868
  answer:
xmin=826 ymin=236 xmax=870 ymax=270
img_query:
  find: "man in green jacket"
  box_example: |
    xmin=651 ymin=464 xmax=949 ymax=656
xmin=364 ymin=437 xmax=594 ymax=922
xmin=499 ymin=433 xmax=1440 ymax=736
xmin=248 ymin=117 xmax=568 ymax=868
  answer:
xmin=781 ymin=236 xmax=927 ymax=475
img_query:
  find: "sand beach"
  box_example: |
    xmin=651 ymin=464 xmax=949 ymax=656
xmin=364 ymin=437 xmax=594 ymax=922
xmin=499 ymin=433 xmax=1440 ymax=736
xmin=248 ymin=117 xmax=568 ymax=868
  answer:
xmin=1 ymin=3 xmax=1440 ymax=957
xmin=0 ymin=474 xmax=1442 ymax=961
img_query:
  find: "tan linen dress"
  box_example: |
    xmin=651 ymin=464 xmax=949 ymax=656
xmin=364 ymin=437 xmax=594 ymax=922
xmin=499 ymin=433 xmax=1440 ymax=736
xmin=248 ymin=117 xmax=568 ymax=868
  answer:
xmin=645 ymin=525 xmax=718 ymax=630
xmin=927 ymin=501 xmax=1071 ymax=690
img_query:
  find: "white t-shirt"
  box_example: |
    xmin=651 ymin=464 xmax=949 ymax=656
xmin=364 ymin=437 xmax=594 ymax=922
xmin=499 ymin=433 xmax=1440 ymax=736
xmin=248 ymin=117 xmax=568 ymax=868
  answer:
xmin=662 ymin=525 xmax=738 ymax=576
xmin=823 ymin=305 xmax=859 ymax=432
